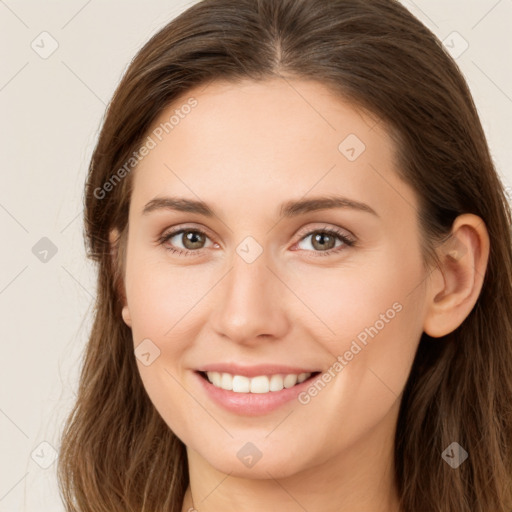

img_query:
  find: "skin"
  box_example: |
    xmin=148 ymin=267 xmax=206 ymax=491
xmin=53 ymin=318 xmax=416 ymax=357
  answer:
xmin=110 ymin=78 xmax=489 ymax=512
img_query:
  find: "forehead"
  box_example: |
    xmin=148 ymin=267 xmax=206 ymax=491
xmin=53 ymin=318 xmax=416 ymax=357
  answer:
xmin=130 ymin=78 xmax=415 ymax=223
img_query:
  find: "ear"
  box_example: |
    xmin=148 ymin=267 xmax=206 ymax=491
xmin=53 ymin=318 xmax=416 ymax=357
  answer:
xmin=109 ymin=228 xmax=132 ymax=328
xmin=423 ymin=213 xmax=490 ymax=338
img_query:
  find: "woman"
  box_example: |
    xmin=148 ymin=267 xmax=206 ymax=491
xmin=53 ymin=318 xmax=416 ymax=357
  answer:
xmin=57 ymin=0 xmax=512 ymax=511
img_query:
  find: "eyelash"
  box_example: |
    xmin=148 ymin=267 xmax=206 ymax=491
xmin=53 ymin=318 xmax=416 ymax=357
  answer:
xmin=158 ymin=225 xmax=356 ymax=257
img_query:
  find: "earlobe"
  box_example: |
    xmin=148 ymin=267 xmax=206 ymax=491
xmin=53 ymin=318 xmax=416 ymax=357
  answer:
xmin=109 ymin=228 xmax=120 ymax=258
xmin=122 ymin=305 xmax=132 ymax=327
xmin=423 ymin=214 xmax=490 ymax=338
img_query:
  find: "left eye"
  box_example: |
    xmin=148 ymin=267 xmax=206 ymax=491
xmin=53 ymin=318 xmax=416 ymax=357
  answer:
xmin=294 ymin=228 xmax=355 ymax=255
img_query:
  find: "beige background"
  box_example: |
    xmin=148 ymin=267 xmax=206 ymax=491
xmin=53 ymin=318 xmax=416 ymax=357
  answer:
xmin=0 ymin=0 xmax=511 ymax=510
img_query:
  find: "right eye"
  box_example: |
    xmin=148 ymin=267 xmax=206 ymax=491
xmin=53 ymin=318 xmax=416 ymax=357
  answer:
xmin=159 ymin=227 xmax=216 ymax=256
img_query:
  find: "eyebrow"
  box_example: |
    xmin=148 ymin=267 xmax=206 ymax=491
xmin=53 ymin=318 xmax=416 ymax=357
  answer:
xmin=142 ymin=195 xmax=379 ymax=218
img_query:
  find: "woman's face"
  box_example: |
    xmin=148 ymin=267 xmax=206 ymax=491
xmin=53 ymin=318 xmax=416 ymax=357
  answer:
xmin=118 ymin=78 xmax=430 ymax=478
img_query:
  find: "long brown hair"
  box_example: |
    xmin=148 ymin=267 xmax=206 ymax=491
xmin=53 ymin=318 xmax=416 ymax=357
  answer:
xmin=57 ymin=0 xmax=512 ymax=510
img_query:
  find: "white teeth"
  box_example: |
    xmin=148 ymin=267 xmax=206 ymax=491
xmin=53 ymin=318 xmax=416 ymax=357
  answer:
xmin=269 ymin=374 xmax=284 ymax=392
xmin=220 ymin=372 xmax=232 ymax=390
xmin=283 ymin=374 xmax=298 ymax=388
xmin=205 ymin=371 xmax=312 ymax=393
xmin=250 ymin=375 xmax=270 ymax=393
xmin=210 ymin=371 xmax=222 ymax=388
xmin=232 ymin=375 xmax=250 ymax=393
xmin=297 ymin=372 xmax=308 ymax=383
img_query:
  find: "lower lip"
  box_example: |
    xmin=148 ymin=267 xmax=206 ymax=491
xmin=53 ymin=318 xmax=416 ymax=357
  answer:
xmin=194 ymin=371 xmax=317 ymax=416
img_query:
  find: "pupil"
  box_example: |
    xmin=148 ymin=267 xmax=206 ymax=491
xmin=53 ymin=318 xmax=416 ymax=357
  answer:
xmin=314 ymin=233 xmax=334 ymax=250
xmin=184 ymin=231 xmax=204 ymax=249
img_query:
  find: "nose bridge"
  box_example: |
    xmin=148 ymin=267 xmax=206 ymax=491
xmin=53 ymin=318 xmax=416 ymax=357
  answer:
xmin=209 ymin=248 xmax=289 ymax=343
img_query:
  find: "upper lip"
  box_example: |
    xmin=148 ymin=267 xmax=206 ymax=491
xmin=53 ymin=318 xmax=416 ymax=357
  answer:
xmin=196 ymin=363 xmax=320 ymax=378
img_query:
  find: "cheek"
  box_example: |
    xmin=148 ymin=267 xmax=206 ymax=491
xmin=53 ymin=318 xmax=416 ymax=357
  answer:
xmin=293 ymin=249 xmax=422 ymax=343
xmin=125 ymin=250 xmax=212 ymax=341
xmin=295 ymin=278 xmax=424 ymax=456
xmin=124 ymin=256 xmax=212 ymax=439
xmin=294 ymin=242 xmax=425 ymax=393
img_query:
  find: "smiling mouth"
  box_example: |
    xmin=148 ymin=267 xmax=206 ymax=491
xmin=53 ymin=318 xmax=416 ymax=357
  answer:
xmin=197 ymin=370 xmax=321 ymax=394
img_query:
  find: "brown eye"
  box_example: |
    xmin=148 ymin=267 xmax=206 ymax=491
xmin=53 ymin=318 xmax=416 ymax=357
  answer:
xmin=160 ymin=228 xmax=214 ymax=255
xmin=310 ymin=232 xmax=337 ymax=251
xmin=295 ymin=228 xmax=355 ymax=256
xmin=180 ymin=230 xmax=207 ymax=250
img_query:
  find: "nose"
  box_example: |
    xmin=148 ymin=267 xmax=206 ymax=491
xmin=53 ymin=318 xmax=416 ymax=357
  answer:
xmin=209 ymin=251 xmax=291 ymax=346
